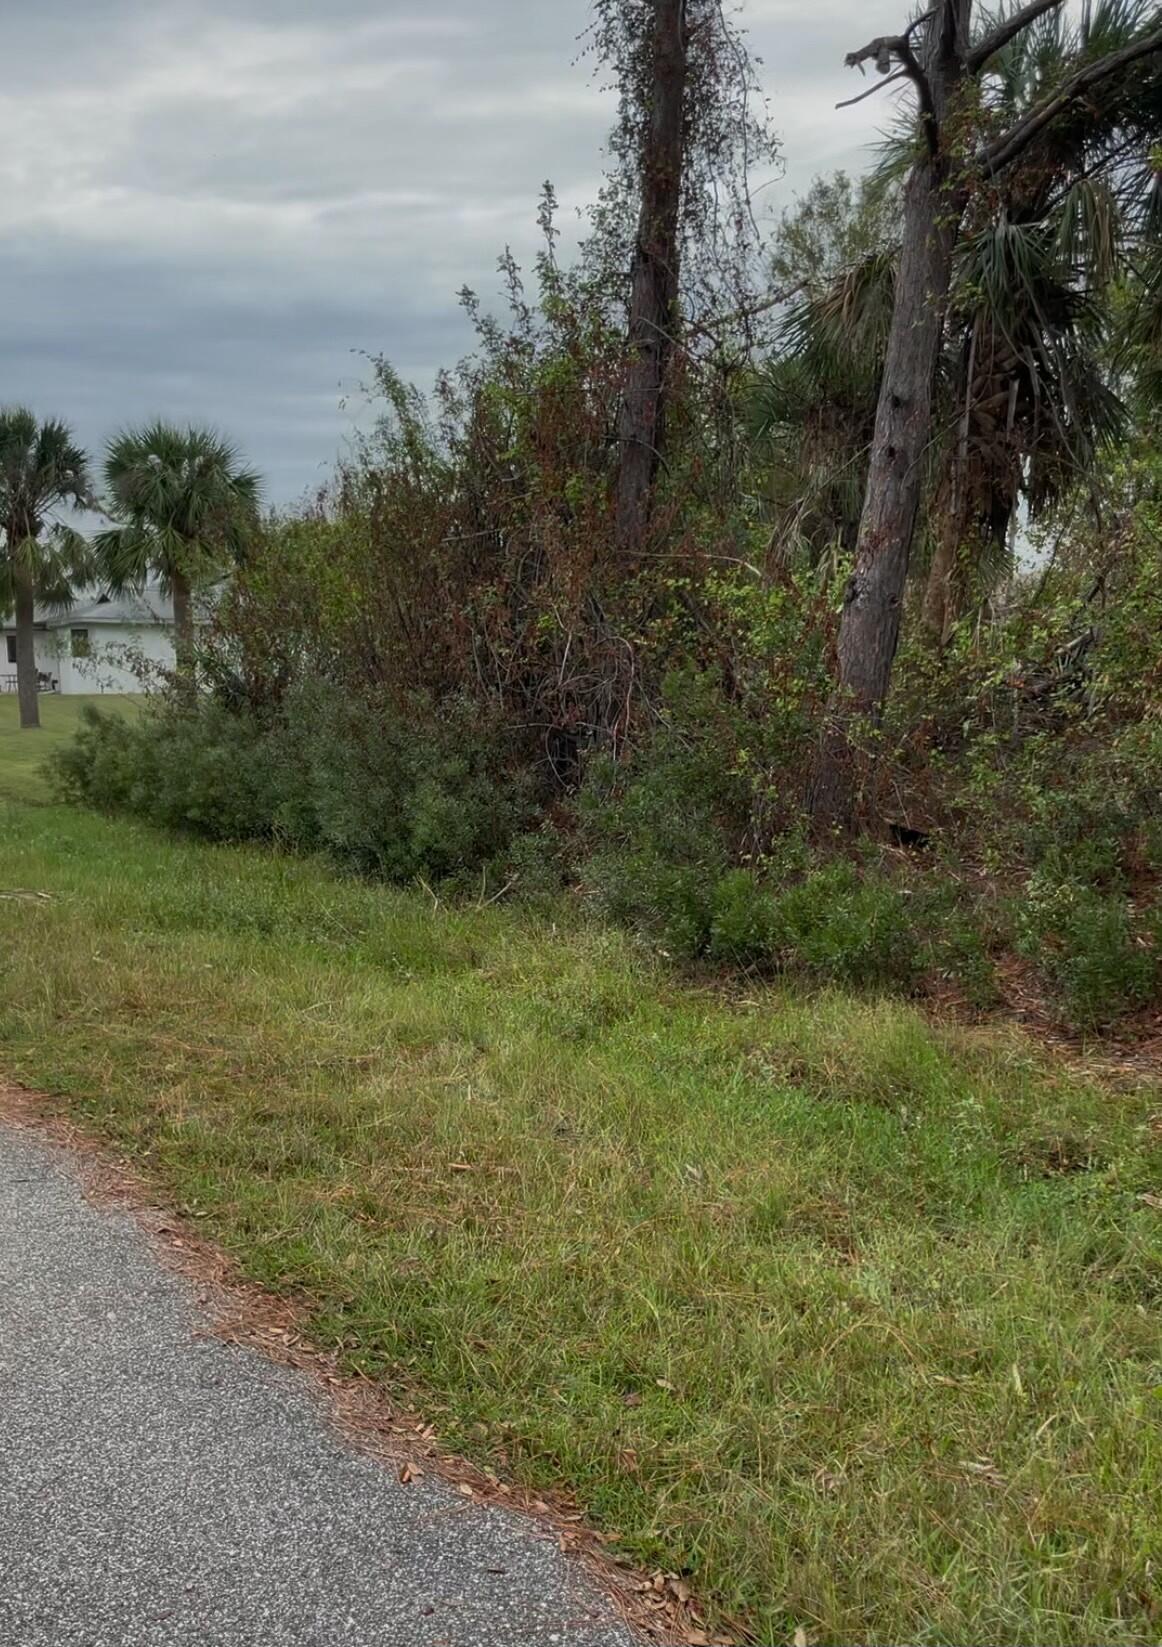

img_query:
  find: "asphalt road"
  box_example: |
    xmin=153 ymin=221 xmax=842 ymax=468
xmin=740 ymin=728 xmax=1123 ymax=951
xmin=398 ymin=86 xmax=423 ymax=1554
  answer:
xmin=0 ymin=1122 xmax=636 ymax=1647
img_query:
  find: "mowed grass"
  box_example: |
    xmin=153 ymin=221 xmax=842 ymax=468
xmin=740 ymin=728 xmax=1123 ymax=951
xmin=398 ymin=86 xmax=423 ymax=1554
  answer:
xmin=1 ymin=787 xmax=1160 ymax=1642
xmin=0 ymin=694 xmax=141 ymax=803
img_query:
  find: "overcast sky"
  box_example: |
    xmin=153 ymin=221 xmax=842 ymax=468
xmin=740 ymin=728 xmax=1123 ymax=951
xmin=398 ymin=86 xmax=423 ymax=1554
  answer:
xmin=3 ymin=1 xmax=901 ymax=506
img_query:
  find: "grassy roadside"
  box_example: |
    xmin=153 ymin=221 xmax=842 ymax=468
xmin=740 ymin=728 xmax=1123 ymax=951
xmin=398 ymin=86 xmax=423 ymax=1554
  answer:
xmin=1 ymin=724 xmax=1160 ymax=1643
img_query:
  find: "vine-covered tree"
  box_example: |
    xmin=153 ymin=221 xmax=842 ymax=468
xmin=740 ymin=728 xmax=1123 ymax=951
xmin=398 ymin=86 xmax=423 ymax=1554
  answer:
xmin=590 ymin=0 xmax=780 ymax=558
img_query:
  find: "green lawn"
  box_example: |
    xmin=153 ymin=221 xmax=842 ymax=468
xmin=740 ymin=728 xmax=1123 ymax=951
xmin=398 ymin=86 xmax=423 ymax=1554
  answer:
xmin=0 ymin=694 xmax=141 ymax=803
xmin=1 ymin=735 xmax=1160 ymax=1643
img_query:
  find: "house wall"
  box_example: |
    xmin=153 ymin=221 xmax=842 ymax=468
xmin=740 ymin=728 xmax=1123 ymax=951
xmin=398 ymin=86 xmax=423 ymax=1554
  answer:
xmin=2 ymin=621 xmax=178 ymax=695
xmin=55 ymin=624 xmax=176 ymax=695
xmin=0 ymin=629 xmax=61 ymax=687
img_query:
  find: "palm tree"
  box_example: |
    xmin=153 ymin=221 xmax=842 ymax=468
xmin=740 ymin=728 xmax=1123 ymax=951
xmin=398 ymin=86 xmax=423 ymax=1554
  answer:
xmin=809 ymin=0 xmax=1162 ymax=830
xmin=753 ymin=4 xmax=1160 ymax=647
xmin=744 ymin=250 xmax=896 ymax=572
xmin=920 ymin=213 xmax=1127 ymax=641
xmin=741 ymin=21 xmax=1158 ymax=815
xmin=1117 ymin=236 xmax=1162 ymax=422
xmin=97 ymin=422 xmax=261 ymax=691
xmin=920 ymin=0 xmax=1162 ymax=640
xmin=0 ymin=409 xmax=94 ymax=729
xmin=741 ymin=172 xmax=896 ymax=573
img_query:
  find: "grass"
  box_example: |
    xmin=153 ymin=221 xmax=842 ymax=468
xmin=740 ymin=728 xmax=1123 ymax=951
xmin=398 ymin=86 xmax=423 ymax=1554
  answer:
xmin=1 ymin=751 xmax=1160 ymax=1642
xmin=0 ymin=694 xmax=141 ymax=803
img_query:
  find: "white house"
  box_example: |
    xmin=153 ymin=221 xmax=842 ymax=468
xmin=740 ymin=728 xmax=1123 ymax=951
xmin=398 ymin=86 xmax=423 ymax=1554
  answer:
xmin=1 ymin=584 xmax=183 ymax=696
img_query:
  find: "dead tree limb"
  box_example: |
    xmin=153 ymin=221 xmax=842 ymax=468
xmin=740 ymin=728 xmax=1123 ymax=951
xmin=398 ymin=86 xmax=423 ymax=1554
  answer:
xmin=966 ymin=0 xmax=1065 ymax=73
xmin=982 ymin=23 xmax=1162 ymax=173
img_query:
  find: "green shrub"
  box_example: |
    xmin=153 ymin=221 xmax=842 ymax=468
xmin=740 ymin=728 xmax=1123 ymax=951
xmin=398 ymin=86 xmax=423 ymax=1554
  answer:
xmin=580 ymin=735 xmax=745 ymax=873
xmin=270 ymin=684 xmax=532 ymax=883
xmin=492 ymin=826 xmax=570 ymax=904
xmin=581 ymin=707 xmax=921 ymax=984
xmin=707 ymin=869 xmax=779 ymax=967
xmin=652 ymin=866 xmax=720 ymax=958
xmin=912 ymin=882 xmax=1003 ymax=1009
xmin=776 ymin=862 xmax=919 ymax=988
xmin=54 ymin=686 xmax=536 ymax=887
xmin=579 ymin=704 xmax=744 ymax=957
xmin=920 ymin=914 xmax=1001 ymax=1009
xmin=52 ymin=703 xmax=281 ymax=842
xmin=1016 ymin=874 xmax=1159 ymax=1030
xmin=1017 ymin=754 xmax=1160 ymax=891
xmin=51 ymin=705 xmax=139 ymax=811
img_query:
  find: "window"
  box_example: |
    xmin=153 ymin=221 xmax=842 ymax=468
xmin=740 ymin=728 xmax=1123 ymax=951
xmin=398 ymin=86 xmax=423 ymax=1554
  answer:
xmin=5 ymin=636 xmax=14 ymax=664
xmin=70 ymin=628 xmax=91 ymax=659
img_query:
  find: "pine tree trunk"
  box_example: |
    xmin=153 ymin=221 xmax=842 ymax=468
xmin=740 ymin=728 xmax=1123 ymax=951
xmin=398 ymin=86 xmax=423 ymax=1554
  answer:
xmin=810 ymin=2 xmax=971 ymax=831
xmin=613 ymin=0 xmax=688 ymax=557
xmin=171 ymin=569 xmax=196 ymax=699
xmin=13 ymin=559 xmax=40 ymax=731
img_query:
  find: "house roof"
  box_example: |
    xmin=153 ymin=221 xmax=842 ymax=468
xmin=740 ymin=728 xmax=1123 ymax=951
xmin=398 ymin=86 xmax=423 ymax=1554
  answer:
xmin=45 ymin=588 xmax=175 ymax=628
xmin=3 ymin=581 xmax=220 ymax=632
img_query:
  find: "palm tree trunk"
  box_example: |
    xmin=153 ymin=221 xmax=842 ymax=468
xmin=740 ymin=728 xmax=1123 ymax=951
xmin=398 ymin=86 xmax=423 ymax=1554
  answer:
xmin=171 ymin=569 xmax=196 ymax=698
xmin=922 ymin=483 xmax=966 ymax=646
xmin=923 ymin=311 xmax=978 ymax=646
xmin=810 ymin=159 xmax=961 ymax=828
xmin=922 ymin=528 xmax=958 ymax=645
xmin=809 ymin=3 xmax=971 ymax=832
xmin=13 ymin=559 xmax=40 ymax=731
xmin=613 ymin=0 xmax=688 ymax=557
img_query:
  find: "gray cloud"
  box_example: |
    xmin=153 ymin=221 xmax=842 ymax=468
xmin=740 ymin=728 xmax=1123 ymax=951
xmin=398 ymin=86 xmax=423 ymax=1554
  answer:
xmin=2 ymin=0 xmax=897 ymax=505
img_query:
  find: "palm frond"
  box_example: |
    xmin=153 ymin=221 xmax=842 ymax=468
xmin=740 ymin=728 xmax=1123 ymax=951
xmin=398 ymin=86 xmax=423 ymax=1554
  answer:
xmin=100 ymin=421 xmax=263 ymax=588
xmin=0 ymin=406 xmax=95 ymax=622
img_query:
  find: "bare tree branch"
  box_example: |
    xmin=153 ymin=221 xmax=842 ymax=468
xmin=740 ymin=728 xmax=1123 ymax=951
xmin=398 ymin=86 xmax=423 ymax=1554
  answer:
xmin=982 ymin=23 xmax=1162 ymax=173
xmin=897 ymin=38 xmax=940 ymax=152
xmin=966 ymin=0 xmax=1066 ymax=74
xmin=690 ymin=281 xmax=806 ymax=343
xmin=837 ymin=65 xmax=908 ymax=108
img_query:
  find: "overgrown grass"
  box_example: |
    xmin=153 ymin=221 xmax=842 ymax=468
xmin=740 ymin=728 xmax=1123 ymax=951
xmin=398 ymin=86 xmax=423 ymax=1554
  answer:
xmin=0 ymin=694 xmax=141 ymax=803
xmin=1 ymin=787 xmax=1160 ymax=1643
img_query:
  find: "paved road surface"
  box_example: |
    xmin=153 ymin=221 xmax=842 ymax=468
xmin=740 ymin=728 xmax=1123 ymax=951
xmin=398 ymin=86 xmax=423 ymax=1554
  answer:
xmin=0 ymin=1123 xmax=636 ymax=1647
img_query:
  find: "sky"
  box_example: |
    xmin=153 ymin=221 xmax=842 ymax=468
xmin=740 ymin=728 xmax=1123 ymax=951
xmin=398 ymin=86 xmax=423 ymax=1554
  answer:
xmin=3 ymin=1 xmax=901 ymax=507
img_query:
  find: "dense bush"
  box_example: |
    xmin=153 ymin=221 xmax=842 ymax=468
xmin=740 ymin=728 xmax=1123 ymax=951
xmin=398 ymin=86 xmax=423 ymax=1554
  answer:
xmin=1016 ymin=874 xmax=1160 ymax=1031
xmin=707 ymin=869 xmax=779 ymax=966
xmin=265 ymin=685 xmax=534 ymax=884
xmin=915 ymin=884 xmax=1003 ymax=1010
xmin=52 ymin=687 xmax=536 ymax=886
xmin=53 ymin=703 xmax=282 ymax=843
xmin=776 ymin=862 xmax=919 ymax=987
xmin=581 ymin=732 xmax=736 ymax=954
xmin=580 ymin=708 xmax=920 ymax=984
xmin=55 ymin=620 xmax=1160 ymax=1028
